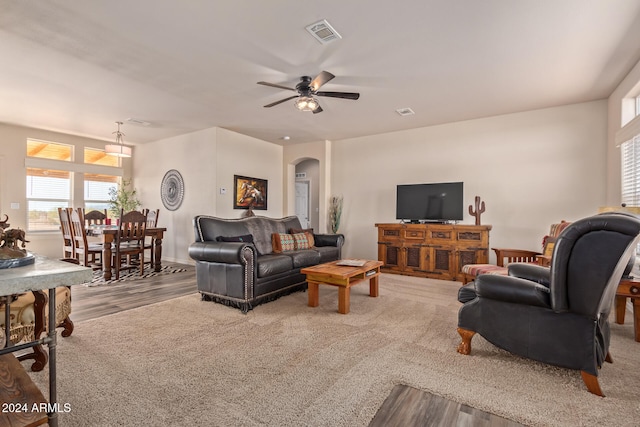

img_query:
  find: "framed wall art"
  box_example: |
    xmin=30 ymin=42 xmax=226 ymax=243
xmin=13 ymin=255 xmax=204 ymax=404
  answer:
xmin=234 ymin=175 xmax=267 ymax=210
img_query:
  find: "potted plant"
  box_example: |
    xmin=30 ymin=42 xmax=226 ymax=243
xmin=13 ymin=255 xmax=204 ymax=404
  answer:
xmin=108 ymin=179 xmax=141 ymax=219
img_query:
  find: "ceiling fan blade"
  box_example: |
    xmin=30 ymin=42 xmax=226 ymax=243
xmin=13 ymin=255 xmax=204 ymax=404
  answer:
xmin=257 ymin=81 xmax=296 ymax=91
xmin=309 ymin=71 xmax=335 ymax=91
xmin=264 ymin=95 xmax=299 ymax=108
xmin=316 ymin=91 xmax=360 ymax=100
xmin=312 ymin=105 xmax=324 ymax=114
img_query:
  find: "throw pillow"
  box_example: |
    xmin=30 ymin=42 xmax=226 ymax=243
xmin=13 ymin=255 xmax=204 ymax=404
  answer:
xmin=289 ymin=227 xmax=315 ymax=248
xmin=292 ymin=232 xmax=311 ymax=250
xmin=272 ymin=233 xmax=296 ymax=253
xmin=217 ymin=234 xmax=254 ymax=243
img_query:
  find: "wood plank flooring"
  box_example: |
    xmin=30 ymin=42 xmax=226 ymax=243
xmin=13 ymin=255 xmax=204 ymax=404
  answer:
xmin=70 ymin=262 xmax=197 ymax=323
xmin=369 ymin=384 xmax=525 ymax=427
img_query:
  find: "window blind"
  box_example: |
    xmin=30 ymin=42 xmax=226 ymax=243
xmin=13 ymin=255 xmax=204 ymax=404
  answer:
xmin=621 ymin=134 xmax=640 ymax=206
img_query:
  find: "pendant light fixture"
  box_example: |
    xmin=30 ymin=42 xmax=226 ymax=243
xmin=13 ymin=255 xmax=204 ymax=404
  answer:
xmin=105 ymin=121 xmax=132 ymax=157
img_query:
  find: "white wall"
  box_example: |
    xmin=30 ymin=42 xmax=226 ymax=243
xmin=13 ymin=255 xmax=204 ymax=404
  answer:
xmin=134 ymin=127 xmax=283 ymax=264
xmin=331 ymin=100 xmax=608 ymax=261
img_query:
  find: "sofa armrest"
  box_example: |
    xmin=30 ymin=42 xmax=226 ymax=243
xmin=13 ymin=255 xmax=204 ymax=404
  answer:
xmin=313 ymin=233 xmax=344 ymax=247
xmin=188 ymin=241 xmax=255 ymax=264
xmin=475 ymin=274 xmax=551 ymax=308
xmin=492 ymin=248 xmax=541 ymax=267
xmin=507 ymin=263 xmax=551 ymax=287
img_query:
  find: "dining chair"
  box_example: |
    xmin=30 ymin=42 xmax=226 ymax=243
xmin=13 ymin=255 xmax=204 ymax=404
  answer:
xmin=69 ymin=208 xmax=103 ymax=269
xmin=57 ymin=207 xmax=74 ymax=258
xmin=113 ymin=209 xmax=147 ymax=280
xmin=142 ymin=208 xmax=159 ymax=267
xmin=83 ymin=208 xmax=108 ymax=226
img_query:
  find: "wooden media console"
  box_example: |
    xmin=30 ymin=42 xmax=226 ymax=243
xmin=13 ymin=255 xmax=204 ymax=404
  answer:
xmin=375 ymin=223 xmax=491 ymax=281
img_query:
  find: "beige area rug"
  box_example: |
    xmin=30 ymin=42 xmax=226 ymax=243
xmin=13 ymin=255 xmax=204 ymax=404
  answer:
xmin=31 ymin=274 xmax=640 ymax=426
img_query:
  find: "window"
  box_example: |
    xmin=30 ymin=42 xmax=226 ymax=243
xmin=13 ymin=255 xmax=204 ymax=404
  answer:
xmin=27 ymin=139 xmax=72 ymax=161
xmin=26 ymin=139 xmax=124 ymax=231
xmin=621 ymin=135 xmax=640 ymax=207
xmin=84 ymin=173 xmax=118 ymax=216
xmin=84 ymin=147 xmax=119 ymax=167
xmin=636 ymin=95 xmax=640 ymax=118
xmin=26 ymin=167 xmax=71 ymax=231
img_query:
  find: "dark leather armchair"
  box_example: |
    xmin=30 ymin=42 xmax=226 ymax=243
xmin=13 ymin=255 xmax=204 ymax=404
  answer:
xmin=456 ymin=213 xmax=640 ymax=396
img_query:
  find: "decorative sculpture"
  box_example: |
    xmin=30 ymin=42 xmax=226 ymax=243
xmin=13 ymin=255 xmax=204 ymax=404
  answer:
xmin=0 ymin=214 xmax=31 ymax=262
xmin=468 ymin=196 xmax=486 ymax=226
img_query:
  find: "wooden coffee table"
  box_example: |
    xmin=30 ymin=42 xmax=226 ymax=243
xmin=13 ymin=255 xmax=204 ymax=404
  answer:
xmin=301 ymin=259 xmax=383 ymax=314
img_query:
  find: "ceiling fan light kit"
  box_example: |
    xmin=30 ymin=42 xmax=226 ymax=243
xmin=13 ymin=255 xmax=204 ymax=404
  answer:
xmin=295 ymin=96 xmax=319 ymax=112
xmin=258 ymin=70 xmax=360 ymax=114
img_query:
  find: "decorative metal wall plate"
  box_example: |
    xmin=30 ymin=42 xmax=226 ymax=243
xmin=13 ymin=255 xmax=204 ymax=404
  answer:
xmin=161 ymin=169 xmax=184 ymax=211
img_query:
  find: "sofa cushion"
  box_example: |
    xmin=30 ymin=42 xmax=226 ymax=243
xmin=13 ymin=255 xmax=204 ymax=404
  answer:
xmin=285 ymin=249 xmax=321 ymax=268
xmin=292 ymin=232 xmax=312 ymax=250
xmin=290 ymin=228 xmax=315 ymax=247
xmin=272 ymin=233 xmax=296 ymax=253
xmin=245 ymin=217 xmax=295 ymax=255
xmin=256 ymin=254 xmax=294 ymax=278
xmin=314 ymin=246 xmax=341 ymax=263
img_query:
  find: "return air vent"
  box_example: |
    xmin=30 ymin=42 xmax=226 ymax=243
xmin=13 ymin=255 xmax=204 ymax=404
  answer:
xmin=305 ymin=19 xmax=342 ymax=44
xmin=126 ymin=118 xmax=151 ymax=126
xmin=396 ymin=107 xmax=415 ymax=117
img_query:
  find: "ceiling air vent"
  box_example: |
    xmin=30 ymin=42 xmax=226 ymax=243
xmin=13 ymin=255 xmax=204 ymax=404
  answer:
xmin=396 ymin=108 xmax=415 ymax=117
xmin=126 ymin=118 xmax=151 ymax=126
xmin=305 ymin=19 xmax=342 ymax=44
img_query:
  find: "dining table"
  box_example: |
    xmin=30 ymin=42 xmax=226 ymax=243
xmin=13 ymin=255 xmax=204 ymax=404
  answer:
xmin=87 ymin=225 xmax=167 ymax=281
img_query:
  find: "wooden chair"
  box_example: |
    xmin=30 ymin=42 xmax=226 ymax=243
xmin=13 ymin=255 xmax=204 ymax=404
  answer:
xmin=113 ymin=209 xmax=147 ymax=280
xmin=83 ymin=208 xmax=108 ymax=226
xmin=460 ymin=221 xmax=572 ymax=284
xmin=69 ymin=208 xmax=102 ymax=269
xmin=57 ymin=207 xmax=74 ymax=258
xmin=142 ymin=208 xmax=159 ymax=268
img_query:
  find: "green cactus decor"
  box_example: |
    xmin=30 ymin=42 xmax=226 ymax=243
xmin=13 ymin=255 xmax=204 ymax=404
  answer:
xmin=328 ymin=195 xmax=343 ymax=234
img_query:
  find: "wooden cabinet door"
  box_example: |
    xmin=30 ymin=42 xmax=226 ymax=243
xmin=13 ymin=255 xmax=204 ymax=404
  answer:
xmin=425 ymin=246 xmax=456 ymax=280
xmin=402 ymin=244 xmax=428 ymax=273
xmin=378 ymin=242 xmax=403 ymax=273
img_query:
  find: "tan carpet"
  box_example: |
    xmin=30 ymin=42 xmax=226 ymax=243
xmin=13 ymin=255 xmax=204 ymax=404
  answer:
xmin=31 ymin=274 xmax=640 ymax=426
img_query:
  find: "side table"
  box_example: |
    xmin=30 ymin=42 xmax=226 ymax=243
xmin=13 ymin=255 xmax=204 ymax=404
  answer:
xmin=0 ymin=256 xmax=92 ymax=427
xmin=615 ymin=278 xmax=640 ymax=342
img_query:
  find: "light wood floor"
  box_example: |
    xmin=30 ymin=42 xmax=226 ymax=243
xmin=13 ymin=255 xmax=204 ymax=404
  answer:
xmin=70 ymin=262 xmax=197 ymax=323
xmin=69 ymin=267 xmax=525 ymax=426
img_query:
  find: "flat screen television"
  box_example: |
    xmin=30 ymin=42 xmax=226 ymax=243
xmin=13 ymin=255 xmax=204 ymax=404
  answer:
xmin=396 ymin=182 xmax=464 ymax=223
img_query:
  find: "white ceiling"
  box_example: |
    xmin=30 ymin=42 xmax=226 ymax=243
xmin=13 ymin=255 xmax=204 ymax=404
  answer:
xmin=2 ymin=0 xmax=640 ymax=146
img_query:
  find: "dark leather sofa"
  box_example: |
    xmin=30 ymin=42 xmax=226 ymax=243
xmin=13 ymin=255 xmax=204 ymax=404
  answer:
xmin=188 ymin=215 xmax=344 ymax=313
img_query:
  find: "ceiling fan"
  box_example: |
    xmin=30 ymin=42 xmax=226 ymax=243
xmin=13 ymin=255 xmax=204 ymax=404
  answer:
xmin=257 ymin=71 xmax=360 ymax=114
